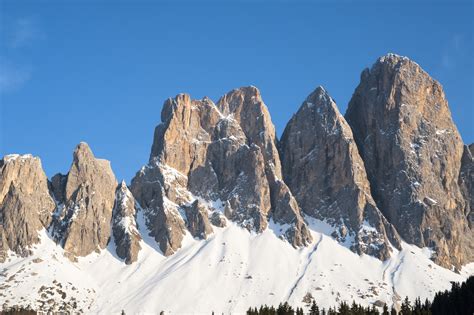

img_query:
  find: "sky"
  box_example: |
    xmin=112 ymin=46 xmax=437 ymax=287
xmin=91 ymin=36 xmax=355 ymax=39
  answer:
xmin=1 ymin=0 xmax=473 ymax=182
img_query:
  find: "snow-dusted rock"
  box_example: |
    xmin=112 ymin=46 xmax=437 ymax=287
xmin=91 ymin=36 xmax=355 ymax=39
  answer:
xmin=51 ymin=142 xmax=118 ymax=260
xmin=131 ymin=88 xmax=312 ymax=256
xmin=0 ymin=155 xmax=55 ymax=262
xmin=280 ymin=86 xmax=401 ymax=260
xmin=112 ymin=181 xmax=142 ymax=264
xmin=183 ymin=199 xmax=213 ymax=239
xmin=345 ymin=53 xmax=473 ymax=269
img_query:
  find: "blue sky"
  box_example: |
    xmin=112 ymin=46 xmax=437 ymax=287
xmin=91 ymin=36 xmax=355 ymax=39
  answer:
xmin=1 ymin=1 xmax=473 ymax=182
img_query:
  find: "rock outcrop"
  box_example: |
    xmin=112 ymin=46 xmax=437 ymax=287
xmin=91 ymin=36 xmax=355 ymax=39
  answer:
xmin=460 ymin=144 xmax=473 ymax=227
xmin=215 ymin=87 xmax=312 ymax=246
xmin=183 ymin=200 xmax=213 ymax=239
xmin=280 ymin=87 xmax=401 ymax=260
xmin=52 ymin=142 xmax=117 ymax=260
xmin=112 ymin=181 xmax=142 ymax=264
xmin=345 ymin=53 xmax=473 ymax=269
xmin=131 ymin=87 xmax=311 ymax=256
xmin=0 ymin=155 xmax=55 ymax=262
xmin=459 ymin=144 xmax=474 ymax=263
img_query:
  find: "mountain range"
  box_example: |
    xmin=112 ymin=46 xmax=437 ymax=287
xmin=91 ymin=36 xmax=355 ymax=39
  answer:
xmin=1 ymin=53 xmax=473 ymax=313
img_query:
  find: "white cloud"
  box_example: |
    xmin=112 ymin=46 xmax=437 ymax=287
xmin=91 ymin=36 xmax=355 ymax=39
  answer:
xmin=0 ymin=17 xmax=42 ymax=94
xmin=441 ymin=34 xmax=465 ymax=71
xmin=0 ymin=61 xmax=32 ymax=93
xmin=9 ymin=17 xmax=44 ymax=48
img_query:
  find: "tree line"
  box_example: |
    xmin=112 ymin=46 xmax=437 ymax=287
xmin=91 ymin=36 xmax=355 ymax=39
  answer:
xmin=246 ymin=275 xmax=473 ymax=315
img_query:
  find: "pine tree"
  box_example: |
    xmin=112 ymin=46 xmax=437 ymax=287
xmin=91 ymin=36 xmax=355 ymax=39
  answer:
xmin=338 ymin=301 xmax=350 ymax=315
xmin=400 ymin=297 xmax=412 ymax=315
xmin=310 ymin=300 xmax=320 ymax=315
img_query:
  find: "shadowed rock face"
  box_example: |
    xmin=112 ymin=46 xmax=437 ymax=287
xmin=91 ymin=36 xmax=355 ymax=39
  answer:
xmin=345 ymin=54 xmax=473 ymax=269
xmin=460 ymin=144 xmax=474 ymax=227
xmin=216 ymin=87 xmax=312 ymax=246
xmin=52 ymin=142 xmax=117 ymax=260
xmin=0 ymin=155 xmax=55 ymax=262
xmin=184 ymin=200 xmax=213 ymax=239
xmin=112 ymin=181 xmax=142 ymax=264
xmin=131 ymin=88 xmax=312 ymax=256
xmin=280 ymin=87 xmax=401 ymax=260
xmin=459 ymin=144 xmax=474 ymax=263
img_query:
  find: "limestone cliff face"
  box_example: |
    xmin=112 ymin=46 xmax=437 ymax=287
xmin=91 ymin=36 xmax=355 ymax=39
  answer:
xmin=216 ymin=87 xmax=312 ymax=246
xmin=345 ymin=54 xmax=473 ymax=269
xmin=52 ymin=143 xmax=117 ymax=259
xmin=459 ymin=144 xmax=474 ymax=263
xmin=0 ymin=155 xmax=55 ymax=262
xmin=112 ymin=181 xmax=142 ymax=264
xmin=131 ymin=95 xmax=217 ymax=256
xmin=460 ymin=144 xmax=474 ymax=228
xmin=280 ymin=87 xmax=401 ymax=260
xmin=131 ymin=88 xmax=311 ymax=256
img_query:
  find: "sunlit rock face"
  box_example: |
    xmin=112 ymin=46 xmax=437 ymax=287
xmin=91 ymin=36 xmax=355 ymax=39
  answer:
xmin=0 ymin=154 xmax=55 ymax=262
xmin=345 ymin=54 xmax=473 ymax=269
xmin=51 ymin=142 xmax=118 ymax=260
xmin=131 ymin=87 xmax=312 ymax=256
xmin=280 ymin=86 xmax=401 ymax=260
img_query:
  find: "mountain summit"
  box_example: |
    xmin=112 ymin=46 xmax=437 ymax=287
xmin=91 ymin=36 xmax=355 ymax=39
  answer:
xmin=346 ymin=53 xmax=473 ymax=269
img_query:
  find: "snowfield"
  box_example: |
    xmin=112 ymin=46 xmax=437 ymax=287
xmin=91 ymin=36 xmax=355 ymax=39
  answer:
xmin=1 ymin=213 xmax=473 ymax=314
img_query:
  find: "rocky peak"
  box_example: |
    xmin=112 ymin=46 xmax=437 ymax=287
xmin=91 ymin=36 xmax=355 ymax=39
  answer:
xmin=131 ymin=88 xmax=312 ymax=256
xmin=216 ymin=87 xmax=312 ymax=246
xmin=112 ymin=180 xmax=142 ymax=264
xmin=0 ymin=154 xmax=55 ymax=262
xmin=216 ymin=86 xmax=282 ymax=177
xmin=53 ymin=142 xmax=117 ymax=260
xmin=345 ymin=53 xmax=472 ymax=269
xmin=280 ymin=86 xmax=401 ymax=260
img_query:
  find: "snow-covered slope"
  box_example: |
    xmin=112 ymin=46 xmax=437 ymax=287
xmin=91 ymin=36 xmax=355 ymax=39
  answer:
xmin=1 ymin=212 xmax=473 ymax=314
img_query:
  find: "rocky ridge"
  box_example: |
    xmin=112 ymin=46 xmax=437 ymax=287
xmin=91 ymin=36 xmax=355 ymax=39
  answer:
xmin=0 ymin=53 xmax=472 ymax=270
xmin=131 ymin=88 xmax=312 ymax=256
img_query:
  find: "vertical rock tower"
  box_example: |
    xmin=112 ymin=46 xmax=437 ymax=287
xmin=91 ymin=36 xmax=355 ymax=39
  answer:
xmin=345 ymin=54 xmax=473 ymax=269
xmin=0 ymin=155 xmax=55 ymax=262
xmin=280 ymin=86 xmax=401 ymax=260
xmin=51 ymin=142 xmax=118 ymax=260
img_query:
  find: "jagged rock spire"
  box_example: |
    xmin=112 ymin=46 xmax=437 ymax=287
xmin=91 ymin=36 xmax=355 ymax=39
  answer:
xmin=280 ymin=86 xmax=401 ymax=260
xmin=112 ymin=180 xmax=142 ymax=264
xmin=131 ymin=87 xmax=312 ymax=256
xmin=0 ymin=155 xmax=55 ymax=262
xmin=52 ymin=142 xmax=118 ymax=260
